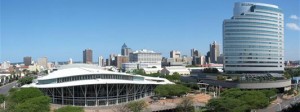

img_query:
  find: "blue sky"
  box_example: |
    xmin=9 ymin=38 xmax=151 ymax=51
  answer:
xmin=1 ymin=0 xmax=299 ymax=62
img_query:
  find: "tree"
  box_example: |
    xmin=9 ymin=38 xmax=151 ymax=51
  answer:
xmin=176 ymin=97 xmax=194 ymax=112
xmin=206 ymin=97 xmax=250 ymax=112
xmin=155 ymin=84 xmax=190 ymax=96
xmin=165 ymin=73 xmax=181 ymax=82
xmin=18 ymin=76 xmax=34 ymax=86
xmin=6 ymin=88 xmax=46 ymax=112
xmin=283 ymin=71 xmax=291 ymax=79
xmin=0 ymin=94 xmax=5 ymax=104
xmin=9 ymin=88 xmax=43 ymax=104
xmin=125 ymin=100 xmax=148 ymax=112
xmin=206 ymin=89 xmax=271 ymax=111
xmin=55 ymin=106 xmax=84 ymax=112
xmin=15 ymin=96 xmax=50 ymax=112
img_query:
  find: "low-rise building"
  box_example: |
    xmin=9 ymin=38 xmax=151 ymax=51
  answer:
xmin=161 ymin=66 xmax=190 ymax=75
xmin=142 ymin=68 xmax=161 ymax=74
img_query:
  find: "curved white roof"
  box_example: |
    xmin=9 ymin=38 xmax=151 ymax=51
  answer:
xmin=39 ymin=67 xmax=131 ymax=80
xmin=24 ymin=65 xmax=174 ymax=88
xmin=23 ymin=78 xmax=173 ymax=88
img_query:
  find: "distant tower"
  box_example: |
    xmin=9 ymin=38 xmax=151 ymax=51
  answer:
xmin=170 ymin=50 xmax=181 ymax=58
xmin=83 ymin=49 xmax=93 ymax=64
xmin=210 ymin=41 xmax=220 ymax=63
xmin=69 ymin=58 xmax=73 ymax=64
xmin=191 ymin=48 xmax=195 ymax=57
xmin=98 ymin=56 xmax=103 ymax=66
xmin=23 ymin=56 xmax=32 ymax=66
xmin=121 ymin=43 xmax=132 ymax=56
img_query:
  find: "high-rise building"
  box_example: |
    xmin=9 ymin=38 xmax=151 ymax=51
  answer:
xmin=191 ymin=49 xmax=200 ymax=57
xmin=223 ymin=2 xmax=284 ymax=74
xmin=83 ymin=49 xmax=93 ymax=64
xmin=37 ymin=57 xmax=48 ymax=69
xmin=98 ymin=56 xmax=103 ymax=67
xmin=170 ymin=50 xmax=181 ymax=58
xmin=106 ymin=59 xmax=110 ymax=66
xmin=217 ymin=54 xmax=224 ymax=64
xmin=210 ymin=41 xmax=220 ymax=63
xmin=115 ymin=55 xmax=129 ymax=68
xmin=68 ymin=58 xmax=73 ymax=64
xmin=23 ymin=56 xmax=32 ymax=66
xmin=121 ymin=43 xmax=132 ymax=56
xmin=129 ymin=49 xmax=162 ymax=63
xmin=206 ymin=51 xmax=210 ymax=64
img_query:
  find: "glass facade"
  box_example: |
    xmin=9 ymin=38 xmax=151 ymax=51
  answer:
xmin=223 ymin=2 xmax=284 ymax=74
xmin=40 ymin=84 xmax=156 ymax=106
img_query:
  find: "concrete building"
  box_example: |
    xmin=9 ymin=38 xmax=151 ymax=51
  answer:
xmin=142 ymin=68 xmax=161 ymax=74
xmin=191 ymin=49 xmax=200 ymax=57
xmin=106 ymin=59 xmax=111 ymax=66
xmin=206 ymin=51 xmax=211 ymax=64
xmin=210 ymin=41 xmax=220 ymax=63
xmin=121 ymin=43 xmax=132 ymax=56
xmin=223 ymin=2 xmax=284 ymax=74
xmin=129 ymin=49 xmax=162 ymax=63
xmin=83 ymin=49 xmax=93 ymax=64
xmin=170 ymin=50 xmax=181 ymax=58
xmin=98 ymin=56 xmax=104 ymax=67
xmin=217 ymin=54 xmax=224 ymax=64
xmin=1 ymin=61 xmax=10 ymax=70
xmin=161 ymin=66 xmax=190 ymax=75
xmin=192 ymin=56 xmax=206 ymax=66
xmin=122 ymin=62 xmax=161 ymax=72
xmin=23 ymin=56 xmax=32 ymax=66
xmin=123 ymin=49 xmax=162 ymax=72
xmin=37 ymin=57 xmax=48 ymax=69
xmin=115 ymin=55 xmax=129 ymax=69
xmin=68 ymin=58 xmax=73 ymax=64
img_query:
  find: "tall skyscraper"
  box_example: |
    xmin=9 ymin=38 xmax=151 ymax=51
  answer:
xmin=98 ymin=56 xmax=103 ymax=66
xmin=206 ymin=51 xmax=210 ymax=64
xmin=210 ymin=41 xmax=220 ymax=63
xmin=191 ymin=49 xmax=200 ymax=57
xmin=23 ymin=56 xmax=32 ymax=66
xmin=223 ymin=2 xmax=284 ymax=74
xmin=83 ymin=49 xmax=93 ymax=64
xmin=121 ymin=43 xmax=132 ymax=56
xmin=68 ymin=58 xmax=73 ymax=64
xmin=170 ymin=50 xmax=181 ymax=58
xmin=191 ymin=48 xmax=195 ymax=57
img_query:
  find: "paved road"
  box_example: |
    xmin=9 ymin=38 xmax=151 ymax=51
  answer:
xmin=258 ymin=95 xmax=300 ymax=112
xmin=0 ymin=81 xmax=18 ymax=95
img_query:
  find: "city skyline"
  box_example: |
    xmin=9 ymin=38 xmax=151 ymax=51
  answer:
xmin=1 ymin=0 xmax=299 ymax=63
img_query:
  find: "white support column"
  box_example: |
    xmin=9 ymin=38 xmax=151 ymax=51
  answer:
xmin=144 ymin=85 xmax=146 ymax=97
xmin=126 ymin=84 xmax=128 ymax=103
xmin=95 ymin=85 xmax=98 ymax=106
xmin=61 ymin=88 xmax=64 ymax=105
xmin=106 ymin=83 xmax=108 ymax=106
xmin=134 ymin=84 xmax=136 ymax=100
xmin=73 ymin=86 xmax=75 ymax=106
xmin=116 ymin=84 xmax=119 ymax=105
xmin=52 ymin=88 xmax=55 ymax=103
xmin=85 ymin=85 xmax=87 ymax=107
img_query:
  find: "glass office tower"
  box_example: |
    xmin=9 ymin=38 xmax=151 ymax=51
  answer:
xmin=223 ymin=2 xmax=284 ymax=74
